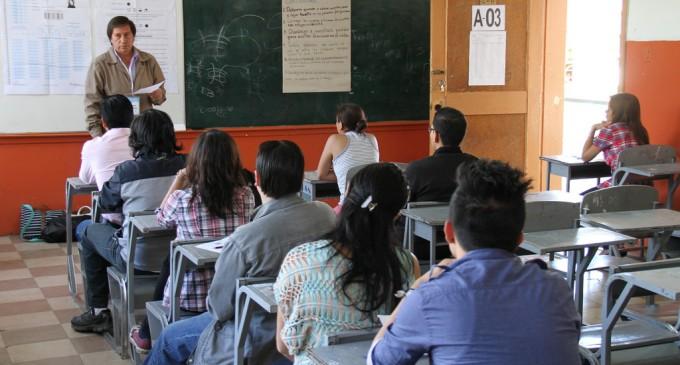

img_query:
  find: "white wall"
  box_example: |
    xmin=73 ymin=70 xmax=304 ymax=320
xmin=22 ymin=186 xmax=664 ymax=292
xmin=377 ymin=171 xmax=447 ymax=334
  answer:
xmin=0 ymin=1 xmax=186 ymax=133
xmin=628 ymin=0 xmax=680 ymax=41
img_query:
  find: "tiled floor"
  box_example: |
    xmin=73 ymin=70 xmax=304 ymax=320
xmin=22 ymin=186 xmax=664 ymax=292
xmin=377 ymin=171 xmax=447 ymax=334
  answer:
xmin=0 ymin=236 xmax=128 ymax=365
xmin=0 ymin=234 xmax=678 ymax=364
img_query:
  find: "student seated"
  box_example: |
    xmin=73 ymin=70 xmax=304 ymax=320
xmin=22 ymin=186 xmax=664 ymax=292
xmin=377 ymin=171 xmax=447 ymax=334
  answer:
xmin=369 ymin=159 xmax=581 ymax=365
xmin=405 ymin=105 xmax=477 ymax=203
xmin=129 ymin=129 xmax=255 ymax=353
xmin=316 ymin=103 xmax=379 ymax=211
xmin=581 ymin=92 xmax=649 ymax=189
xmin=144 ymin=140 xmax=336 ymax=365
xmin=71 ymin=109 xmax=185 ymax=334
xmin=77 ymin=94 xmax=134 ymax=227
xmin=275 ymin=163 xmax=419 ymax=364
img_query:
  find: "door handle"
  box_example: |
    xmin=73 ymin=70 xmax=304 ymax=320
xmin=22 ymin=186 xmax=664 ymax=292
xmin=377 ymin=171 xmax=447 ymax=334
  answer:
xmin=431 ymin=69 xmax=445 ymax=75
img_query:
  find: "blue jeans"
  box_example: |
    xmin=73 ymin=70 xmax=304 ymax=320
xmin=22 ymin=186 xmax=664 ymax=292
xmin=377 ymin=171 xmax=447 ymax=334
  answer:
xmin=144 ymin=312 xmax=213 ymax=365
xmin=75 ymin=219 xmax=92 ymax=242
xmin=80 ymin=222 xmax=126 ymax=308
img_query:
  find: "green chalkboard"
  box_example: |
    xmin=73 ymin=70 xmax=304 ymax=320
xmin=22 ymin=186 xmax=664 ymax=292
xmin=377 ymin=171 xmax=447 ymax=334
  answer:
xmin=183 ymin=0 xmax=429 ymax=128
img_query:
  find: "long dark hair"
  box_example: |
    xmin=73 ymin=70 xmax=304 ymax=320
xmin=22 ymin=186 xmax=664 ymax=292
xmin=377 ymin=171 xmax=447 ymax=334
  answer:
xmin=186 ymin=129 xmax=245 ymax=218
xmin=609 ymin=93 xmax=649 ymax=145
xmin=331 ymin=163 xmax=410 ymax=314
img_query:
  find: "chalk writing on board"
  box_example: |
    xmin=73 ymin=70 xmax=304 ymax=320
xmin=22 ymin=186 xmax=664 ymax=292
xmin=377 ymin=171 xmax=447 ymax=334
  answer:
xmin=282 ymin=0 xmax=351 ymax=93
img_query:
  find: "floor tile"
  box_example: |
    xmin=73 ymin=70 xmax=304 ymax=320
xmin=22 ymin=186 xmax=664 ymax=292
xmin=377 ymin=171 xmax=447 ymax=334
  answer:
xmin=30 ymin=265 xmax=71 ymax=277
xmin=70 ymin=336 xmax=111 ymax=354
xmin=7 ymin=338 xmax=78 ymax=363
xmin=0 ymin=299 xmax=50 ymax=317
xmin=79 ymin=350 xmax=130 ymax=365
xmin=0 ymin=268 xmax=32 ymax=281
xmin=0 ymin=278 xmax=37 ymax=291
xmin=35 ymin=274 xmax=71 ymax=288
xmin=0 ymin=245 xmax=17 ymax=252
xmin=48 ymin=297 xmax=80 ymax=311
xmin=0 ymin=348 xmax=11 ymax=364
xmin=19 ymin=248 xmax=67 ymax=260
xmin=14 ymin=242 xmax=61 ymax=251
xmin=0 ymin=260 xmax=27 ymax=270
xmin=25 ymin=256 xmax=68 ymax=268
xmin=16 ymin=355 xmax=84 ymax=365
xmin=61 ymin=323 xmax=93 ymax=339
xmin=0 ymin=288 xmax=44 ymax=304
xmin=0 ymin=252 xmax=22 ymax=262
xmin=0 ymin=311 xmax=60 ymax=331
xmin=1 ymin=324 xmax=68 ymax=347
xmin=0 ymin=236 xmax=12 ymax=244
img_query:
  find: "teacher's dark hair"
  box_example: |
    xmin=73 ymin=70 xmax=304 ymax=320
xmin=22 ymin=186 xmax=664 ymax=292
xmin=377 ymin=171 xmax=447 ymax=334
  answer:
xmin=336 ymin=103 xmax=367 ymax=133
xmin=101 ymin=95 xmax=133 ymax=129
xmin=186 ymin=129 xmax=246 ymax=218
xmin=129 ymin=109 xmax=181 ymax=158
xmin=331 ymin=162 xmax=411 ymax=314
xmin=256 ymin=140 xmax=304 ymax=198
xmin=107 ymin=16 xmax=136 ymax=39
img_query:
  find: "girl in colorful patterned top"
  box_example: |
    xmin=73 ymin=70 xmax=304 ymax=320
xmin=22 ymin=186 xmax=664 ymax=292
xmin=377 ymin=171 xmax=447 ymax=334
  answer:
xmin=130 ymin=129 xmax=255 ymax=353
xmin=274 ymin=163 xmax=419 ymax=364
xmin=581 ymin=93 xmax=650 ymax=188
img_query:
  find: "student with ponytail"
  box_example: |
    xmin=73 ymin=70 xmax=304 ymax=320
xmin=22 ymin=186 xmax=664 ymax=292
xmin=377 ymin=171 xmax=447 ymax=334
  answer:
xmin=274 ymin=163 xmax=419 ymax=364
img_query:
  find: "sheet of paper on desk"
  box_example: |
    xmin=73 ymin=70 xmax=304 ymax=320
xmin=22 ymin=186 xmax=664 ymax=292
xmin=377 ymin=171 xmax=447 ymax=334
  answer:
xmin=196 ymin=240 xmax=224 ymax=254
xmin=134 ymin=81 xmax=165 ymax=95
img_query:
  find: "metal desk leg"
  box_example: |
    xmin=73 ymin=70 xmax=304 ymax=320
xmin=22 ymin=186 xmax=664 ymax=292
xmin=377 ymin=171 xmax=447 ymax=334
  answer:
xmin=234 ymin=291 xmax=255 ymax=365
xmin=600 ymin=281 xmax=635 ymax=365
xmin=65 ymin=181 xmax=77 ymax=297
xmin=407 ymin=218 xmax=414 ymax=254
xmin=566 ymin=170 xmax=572 ymax=193
xmin=574 ymin=247 xmax=597 ymax=320
xmin=429 ymin=226 xmax=437 ymax=268
xmin=170 ymin=249 xmax=188 ymax=322
xmin=545 ymin=162 xmax=552 ymax=190
xmin=666 ymin=175 xmax=680 ymax=209
xmin=565 ymin=250 xmax=577 ymax=288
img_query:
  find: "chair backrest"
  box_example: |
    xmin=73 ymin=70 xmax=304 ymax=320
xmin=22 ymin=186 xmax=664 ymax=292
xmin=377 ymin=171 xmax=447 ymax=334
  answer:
xmin=524 ymin=200 xmax=579 ymax=232
xmin=617 ymin=144 xmax=676 ymax=168
xmin=345 ymin=163 xmax=371 ymax=188
xmin=580 ymin=185 xmax=658 ymax=214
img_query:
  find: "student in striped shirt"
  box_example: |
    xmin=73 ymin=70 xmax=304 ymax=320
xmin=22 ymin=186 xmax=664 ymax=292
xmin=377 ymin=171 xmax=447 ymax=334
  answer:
xmin=316 ymin=103 xmax=380 ymax=212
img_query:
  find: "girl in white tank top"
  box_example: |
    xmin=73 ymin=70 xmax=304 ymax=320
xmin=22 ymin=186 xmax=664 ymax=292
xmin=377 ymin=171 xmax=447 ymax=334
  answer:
xmin=315 ymin=104 xmax=379 ymax=206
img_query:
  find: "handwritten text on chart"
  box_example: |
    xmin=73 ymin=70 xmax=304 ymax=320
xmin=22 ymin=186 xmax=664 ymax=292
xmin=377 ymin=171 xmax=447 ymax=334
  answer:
xmin=282 ymin=0 xmax=351 ymax=93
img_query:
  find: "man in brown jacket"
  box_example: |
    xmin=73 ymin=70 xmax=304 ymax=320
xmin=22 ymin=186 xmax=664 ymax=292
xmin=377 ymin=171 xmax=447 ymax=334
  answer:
xmin=84 ymin=16 xmax=166 ymax=137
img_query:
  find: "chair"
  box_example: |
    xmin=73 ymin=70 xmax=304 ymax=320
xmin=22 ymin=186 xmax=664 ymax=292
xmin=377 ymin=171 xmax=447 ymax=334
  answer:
xmin=234 ymin=277 xmax=276 ymax=365
xmin=106 ymin=211 xmax=175 ymax=361
xmin=612 ymin=144 xmax=677 ymax=186
xmin=524 ymin=200 xmax=580 ymax=233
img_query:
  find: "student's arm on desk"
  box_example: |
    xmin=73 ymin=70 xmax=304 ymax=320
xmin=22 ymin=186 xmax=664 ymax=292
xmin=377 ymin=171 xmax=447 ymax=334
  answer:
xmin=316 ymin=134 xmax=346 ymax=181
xmin=369 ymin=259 xmax=452 ymax=365
xmin=581 ymin=122 xmax=609 ymax=162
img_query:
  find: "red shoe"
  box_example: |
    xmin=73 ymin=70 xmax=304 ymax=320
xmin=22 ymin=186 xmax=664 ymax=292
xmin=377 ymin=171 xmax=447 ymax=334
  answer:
xmin=129 ymin=325 xmax=151 ymax=354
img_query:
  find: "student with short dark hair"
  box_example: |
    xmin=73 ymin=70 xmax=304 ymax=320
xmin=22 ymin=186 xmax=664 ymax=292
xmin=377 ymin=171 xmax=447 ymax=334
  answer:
xmin=316 ymin=103 xmax=379 ymax=210
xmin=369 ymin=159 xmax=581 ymax=365
xmin=405 ymin=105 xmax=477 ymax=203
xmin=71 ymin=109 xmax=185 ymax=334
xmin=144 ymin=140 xmax=337 ymax=365
xmin=78 ymin=94 xmax=134 ymax=225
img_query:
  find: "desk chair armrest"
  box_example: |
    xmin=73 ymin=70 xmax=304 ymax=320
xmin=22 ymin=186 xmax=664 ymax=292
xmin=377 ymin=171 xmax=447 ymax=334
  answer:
xmin=405 ymin=201 xmax=447 ymax=209
xmin=171 ymin=237 xmax=223 ymax=248
xmin=128 ymin=210 xmax=156 ymax=217
xmin=236 ymin=277 xmax=275 ymax=286
xmin=91 ymin=191 xmax=102 ymax=223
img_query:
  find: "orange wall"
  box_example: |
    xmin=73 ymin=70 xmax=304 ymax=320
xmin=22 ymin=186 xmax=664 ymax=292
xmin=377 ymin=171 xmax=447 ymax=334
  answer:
xmin=624 ymin=41 xmax=680 ymax=208
xmin=0 ymin=121 xmax=428 ymax=235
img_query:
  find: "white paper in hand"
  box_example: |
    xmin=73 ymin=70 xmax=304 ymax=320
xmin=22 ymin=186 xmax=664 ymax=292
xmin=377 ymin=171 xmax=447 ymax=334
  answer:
xmin=133 ymin=81 xmax=165 ymax=95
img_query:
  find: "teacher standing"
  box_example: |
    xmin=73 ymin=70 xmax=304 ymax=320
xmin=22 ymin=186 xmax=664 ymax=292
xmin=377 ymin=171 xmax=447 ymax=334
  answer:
xmin=84 ymin=16 xmax=166 ymax=137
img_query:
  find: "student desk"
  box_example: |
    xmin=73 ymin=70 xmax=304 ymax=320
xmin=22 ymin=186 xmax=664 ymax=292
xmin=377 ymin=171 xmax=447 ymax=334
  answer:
xmin=613 ymin=163 xmax=680 ymax=208
xmin=307 ymin=340 xmax=430 ymax=364
xmin=589 ymin=266 xmax=680 ymax=365
xmin=401 ymin=205 xmax=448 ymax=268
xmin=580 ymin=209 xmax=680 ymax=261
xmin=234 ymin=281 xmax=277 ymax=365
xmin=301 ymin=171 xmax=340 ymax=201
xmin=169 ymin=243 xmax=219 ymax=321
xmin=521 ymin=227 xmax=635 ymax=316
xmin=65 ymin=177 xmax=98 ymax=300
xmin=526 ymin=190 xmax=583 ymax=204
xmin=540 ymin=155 xmax=610 ymax=192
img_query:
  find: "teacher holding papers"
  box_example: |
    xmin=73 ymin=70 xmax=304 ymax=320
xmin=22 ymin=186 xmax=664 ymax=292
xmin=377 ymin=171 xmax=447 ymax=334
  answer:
xmin=84 ymin=16 xmax=166 ymax=137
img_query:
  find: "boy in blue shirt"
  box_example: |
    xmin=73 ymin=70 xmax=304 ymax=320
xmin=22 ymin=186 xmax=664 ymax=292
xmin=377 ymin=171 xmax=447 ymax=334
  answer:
xmin=370 ymin=159 xmax=581 ymax=365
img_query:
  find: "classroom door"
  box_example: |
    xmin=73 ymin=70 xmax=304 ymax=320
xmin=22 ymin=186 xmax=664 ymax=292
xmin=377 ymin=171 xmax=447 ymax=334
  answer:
xmin=430 ymin=0 xmax=555 ymax=180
